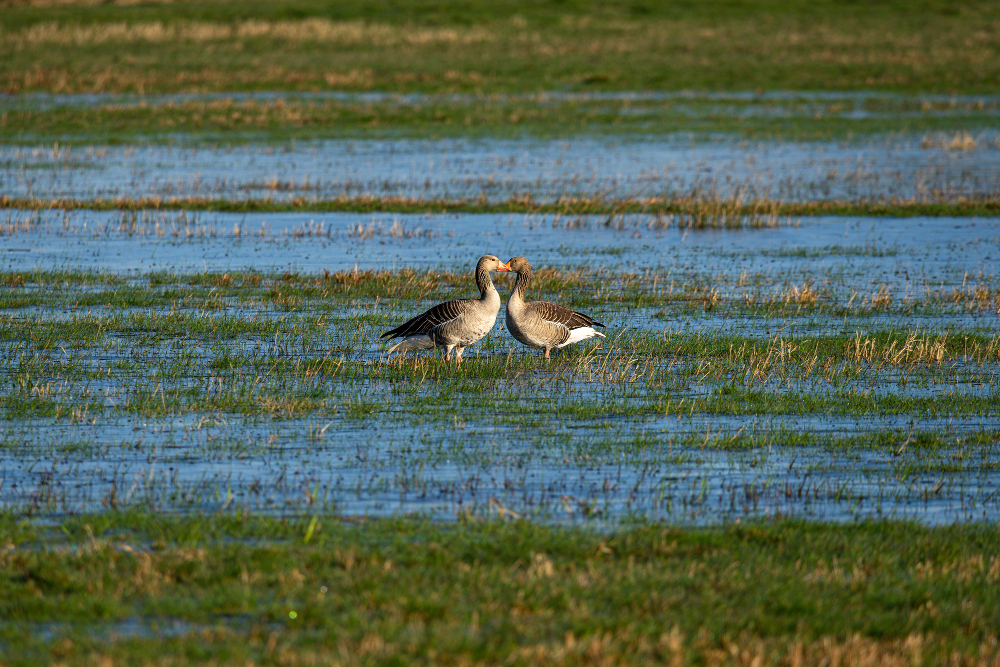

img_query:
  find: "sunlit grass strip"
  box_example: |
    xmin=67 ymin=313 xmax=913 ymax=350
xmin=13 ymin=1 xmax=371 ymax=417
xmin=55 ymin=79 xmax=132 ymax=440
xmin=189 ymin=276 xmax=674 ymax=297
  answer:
xmin=669 ymin=427 xmax=1000 ymax=453
xmin=2 ymin=289 xmax=999 ymax=364
xmin=4 ymin=96 xmax=999 ymax=144
xmin=3 ymin=195 xmax=1000 ymax=218
xmin=6 ymin=93 xmax=1000 ymax=142
xmin=3 ymin=334 xmax=998 ymax=421
xmin=2 ymin=424 xmax=996 ymax=457
xmin=1 ymin=512 xmax=999 ymax=665
xmin=3 ymin=2 xmax=1000 ymax=95
xmin=2 ymin=18 xmax=494 ymax=48
xmin=3 ymin=266 xmax=998 ymax=315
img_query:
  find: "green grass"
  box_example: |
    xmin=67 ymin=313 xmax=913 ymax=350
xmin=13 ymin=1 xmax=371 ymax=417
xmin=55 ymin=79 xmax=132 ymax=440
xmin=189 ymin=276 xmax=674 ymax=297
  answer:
xmin=3 ymin=0 xmax=1000 ymax=96
xmin=3 ymin=94 xmax=1000 ymax=142
xmin=2 ymin=266 xmax=997 ymax=315
xmin=1 ymin=269 xmax=998 ymax=425
xmin=5 ymin=194 xmax=1000 ymax=218
xmin=1 ymin=512 xmax=999 ymax=665
xmin=2 ymin=0 xmax=1000 ymax=142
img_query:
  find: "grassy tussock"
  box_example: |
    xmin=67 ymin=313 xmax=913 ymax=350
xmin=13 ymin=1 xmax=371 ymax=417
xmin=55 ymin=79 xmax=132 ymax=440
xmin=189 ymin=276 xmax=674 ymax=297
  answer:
xmin=945 ymin=284 xmax=1000 ymax=314
xmin=661 ymin=183 xmax=790 ymax=229
xmin=921 ymin=131 xmax=981 ymax=151
xmin=849 ymin=332 xmax=960 ymax=366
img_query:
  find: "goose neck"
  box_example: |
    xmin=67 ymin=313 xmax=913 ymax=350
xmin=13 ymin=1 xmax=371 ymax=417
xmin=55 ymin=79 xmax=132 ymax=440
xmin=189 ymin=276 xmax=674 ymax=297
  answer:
xmin=511 ymin=268 xmax=531 ymax=302
xmin=475 ymin=265 xmax=496 ymax=298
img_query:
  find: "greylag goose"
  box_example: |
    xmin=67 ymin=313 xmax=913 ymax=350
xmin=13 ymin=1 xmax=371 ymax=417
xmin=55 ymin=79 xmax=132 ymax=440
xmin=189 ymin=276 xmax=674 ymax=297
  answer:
xmin=504 ymin=256 xmax=606 ymax=359
xmin=381 ymin=255 xmax=511 ymax=362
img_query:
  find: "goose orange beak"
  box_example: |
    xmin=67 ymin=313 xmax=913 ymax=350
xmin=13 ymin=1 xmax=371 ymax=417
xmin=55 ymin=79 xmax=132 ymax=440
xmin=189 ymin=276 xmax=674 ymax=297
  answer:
xmin=498 ymin=261 xmax=512 ymax=271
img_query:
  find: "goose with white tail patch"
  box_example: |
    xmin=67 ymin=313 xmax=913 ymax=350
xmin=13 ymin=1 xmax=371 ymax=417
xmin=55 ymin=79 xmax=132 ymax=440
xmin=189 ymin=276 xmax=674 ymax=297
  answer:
xmin=504 ymin=256 xmax=606 ymax=360
xmin=381 ymin=255 xmax=511 ymax=362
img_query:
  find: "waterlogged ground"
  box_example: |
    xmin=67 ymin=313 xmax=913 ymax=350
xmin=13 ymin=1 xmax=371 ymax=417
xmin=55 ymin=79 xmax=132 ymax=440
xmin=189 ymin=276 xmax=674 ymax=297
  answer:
xmin=8 ymin=5 xmax=1000 ymax=659
xmin=1 ymin=207 xmax=997 ymax=283
xmin=2 ymin=87 xmax=999 ymax=526
xmin=3 ymin=131 xmax=1000 ymax=204
xmin=1 ymin=212 xmax=998 ymax=523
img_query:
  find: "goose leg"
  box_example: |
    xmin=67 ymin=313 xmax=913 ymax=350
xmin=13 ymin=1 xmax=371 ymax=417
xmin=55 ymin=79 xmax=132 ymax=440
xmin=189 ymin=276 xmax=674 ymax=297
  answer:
xmin=543 ymin=348 xmax=551 ymax=360
xmin=455 ymin=346 xmax=465 ymax=364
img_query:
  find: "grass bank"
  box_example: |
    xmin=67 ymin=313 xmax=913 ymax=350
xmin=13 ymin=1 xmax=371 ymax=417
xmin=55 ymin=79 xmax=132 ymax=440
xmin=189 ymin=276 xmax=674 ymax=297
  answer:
xmin=3 ymin=0 xmax=1000 ymax=96
xmin=4 ymin=195 xmax=1000 ymax=219
xmin=4 ymin=94 xmax=1000 ymax=142
xmin=1 ymin=513 xmax=999 ymax=665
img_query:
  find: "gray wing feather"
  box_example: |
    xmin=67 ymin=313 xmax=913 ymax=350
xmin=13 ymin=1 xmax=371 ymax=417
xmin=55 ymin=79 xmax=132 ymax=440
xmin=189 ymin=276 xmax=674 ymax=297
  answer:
xmin=528 ymin=301 xmax=605 ymax=330
xmin=381 ymin=299 xmax=471 ymax=339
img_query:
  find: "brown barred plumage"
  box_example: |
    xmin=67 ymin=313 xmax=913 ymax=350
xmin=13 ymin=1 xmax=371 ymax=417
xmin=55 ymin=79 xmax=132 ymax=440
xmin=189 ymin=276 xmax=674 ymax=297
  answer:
xmin=380 ymin=298 xmax=473 ymax=339
xmin=504 ymin=256 xmax=606 ymax=360
xmin=380 ymin=255 xmax=511 ymax=362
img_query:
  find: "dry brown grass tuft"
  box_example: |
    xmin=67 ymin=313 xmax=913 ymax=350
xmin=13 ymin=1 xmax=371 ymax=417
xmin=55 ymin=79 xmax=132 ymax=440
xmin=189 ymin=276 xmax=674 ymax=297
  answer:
xmin=782 ymin=282 xmax=819 ymax=305
xmin=866 ymin=285 xmax=893 ymax=309
xmin=3 ymin=19 xmax=496 ymax=48
xmin=258 ymin=395 xmax=316 ymax=417
xmin=921 ymin=131 xmax=980 ymax=151
xmin=847 ymin=331 xmax=952 ymax=366
xmin=947 ymin=283 xmax=1000 ymax=314
xmin=627 ymin=180 xmax=798 ymax=230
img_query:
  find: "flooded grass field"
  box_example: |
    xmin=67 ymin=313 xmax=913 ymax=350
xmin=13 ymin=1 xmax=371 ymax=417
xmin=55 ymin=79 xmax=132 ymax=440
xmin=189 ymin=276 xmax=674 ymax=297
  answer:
xmin=3 ymin=129 xmax=1000 ymax=665
xmin=2 ymin=207 xmax=998 ymax=524
xmin=3 ymin=2 xmax=1000 ymax=662
xmin=4 ymin=126 xmax=1000 ymax=205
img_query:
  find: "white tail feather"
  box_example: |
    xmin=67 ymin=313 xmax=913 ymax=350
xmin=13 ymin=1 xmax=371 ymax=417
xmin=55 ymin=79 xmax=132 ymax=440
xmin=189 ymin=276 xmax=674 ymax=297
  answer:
xmin=557 ymin=326 xmax=605 ymax=348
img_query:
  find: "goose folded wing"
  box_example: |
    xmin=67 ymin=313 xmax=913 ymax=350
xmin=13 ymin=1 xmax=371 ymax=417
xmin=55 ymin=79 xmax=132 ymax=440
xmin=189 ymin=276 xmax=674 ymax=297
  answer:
xmin=530 ymin=301 xmax=605 ymax=330
xmin=381 ymin=299 xmax=470 ymax=338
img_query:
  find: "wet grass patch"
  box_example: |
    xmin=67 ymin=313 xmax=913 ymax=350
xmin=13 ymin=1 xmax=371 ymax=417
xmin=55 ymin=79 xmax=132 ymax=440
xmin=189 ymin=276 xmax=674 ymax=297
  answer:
xmin=0 ymin=264 xmax=997 ymax=520
xmin=2 ymin=280 xmax=998 ymax=424
xmin=6 ymin=94 xmax=1000 ymax=143
xmin=1 ymin=512 xmax=999 ymax=665
xmin=5 ymin=195 xmax=1000 ymax=219
xmin=4 ymin=266 xmax=998 ymax=317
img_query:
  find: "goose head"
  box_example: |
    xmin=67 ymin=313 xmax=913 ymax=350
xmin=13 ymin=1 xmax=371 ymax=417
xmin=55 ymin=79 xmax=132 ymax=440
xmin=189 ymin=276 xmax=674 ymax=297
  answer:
xmin=505 ymin=256 xmax=531 ymax=274
xmin=478 ymin=255 xmax=512 ymax=272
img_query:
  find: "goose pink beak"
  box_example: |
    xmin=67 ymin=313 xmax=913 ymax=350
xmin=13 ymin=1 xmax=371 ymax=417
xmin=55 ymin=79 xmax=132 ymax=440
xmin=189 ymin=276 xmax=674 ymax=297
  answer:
xmin=498 ymin=261 xmax=512 ymax=271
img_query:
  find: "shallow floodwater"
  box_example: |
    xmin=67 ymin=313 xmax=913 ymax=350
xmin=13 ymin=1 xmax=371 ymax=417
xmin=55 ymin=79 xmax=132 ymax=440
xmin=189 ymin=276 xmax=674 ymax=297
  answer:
xmin=3 ymin=134 xmax=1000 ymax=204
xmin=2 ymin=208 xmax=999 ymax=523
xmin=2 ymin=102 xmax=999 ymax=523
xmin=2 ymin=209 xmax=997 ymax=296
xmin=2 ymin=412 xmax=999 ymax=525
